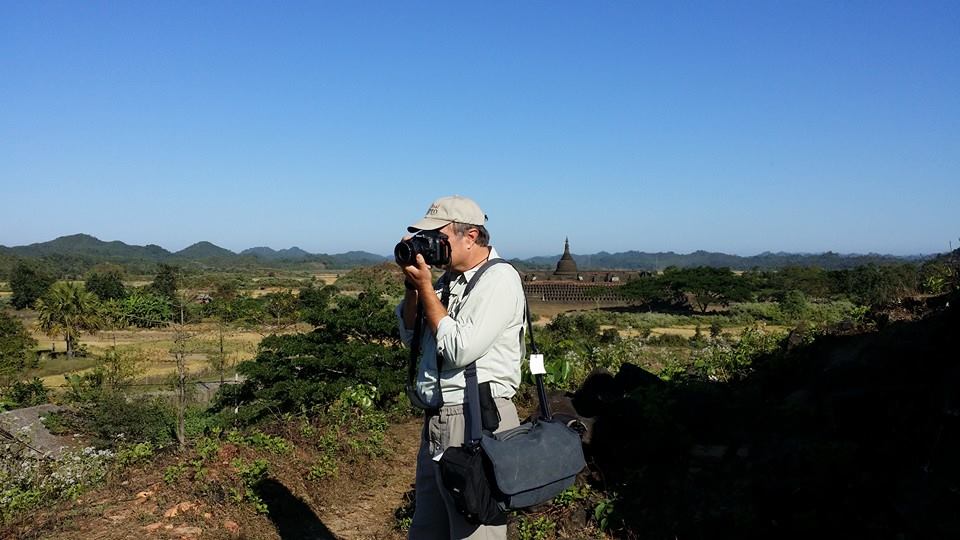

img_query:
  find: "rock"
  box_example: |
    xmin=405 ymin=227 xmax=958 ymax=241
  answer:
xmin=163 ymin=501 xmax=195 ymax=518
xmin=171 ymin=525 xmax=202 ymax=537
xmin=0 ymin=404 xmax=77 ymax=459
xmin=224 ymin=520 xmax=240 ymax=537
xmin=105 ymin=510 xmax=129 ymax=523
xmin=143 ymin=522 xmax=164 ymax=532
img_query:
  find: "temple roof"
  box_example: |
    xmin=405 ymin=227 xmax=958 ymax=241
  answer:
xmin=554 ymin=237 xmax=578 ymax=275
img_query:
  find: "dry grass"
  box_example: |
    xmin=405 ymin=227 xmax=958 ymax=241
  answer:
xmin=648 ymin=324 xmax=789 ymax=338
xmin=21 ymin=317 xmax=306 ymax=391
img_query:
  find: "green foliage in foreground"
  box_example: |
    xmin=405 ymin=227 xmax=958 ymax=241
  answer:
xmin=48 ymin=393 xmax=176 ymax=449
xmin=219 ymin=288 xmax=406 ymax=424
xmin=0 ymin=446 xmax=116 ymax=523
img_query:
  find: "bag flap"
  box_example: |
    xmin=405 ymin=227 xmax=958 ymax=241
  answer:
xmin=480 ymin=420 xmax=585 ymax=496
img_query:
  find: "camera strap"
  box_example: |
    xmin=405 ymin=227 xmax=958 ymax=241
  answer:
xmin=406 ymin=272 xmax=452 ymax=409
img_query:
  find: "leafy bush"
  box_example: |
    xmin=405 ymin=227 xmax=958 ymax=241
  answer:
xmin=57 ymin=394 xmax=176 ymax=448
xmin=9 ymin=262 xmax=55 ymax=310
xmin=0 ymin=446 xmax=114 ymax=523
xmin=220 ymin=289 xmax=405 ymax=424
xmin=115 ymin=442 xmax=155 ymax=467
xmin=3 ymin=378 xmax=48 ymax=409
xmin=692 ymin=324 xmax=784 ymax=382
xmin=84 ymin=269 xmax=127 ymax=301
xmin=0 ymin=312 xmax=38 ymax=389
xmin=230 ymin=458 xmax=269 ymax=514
xmin=104 ymin=290 xmax=172 ymax=328
xmin=516 ymin=515 xmax=556 ymax=540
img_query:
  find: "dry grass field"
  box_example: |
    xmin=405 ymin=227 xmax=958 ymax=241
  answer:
xmin=1 ymin=272 xmax=347 ymax=392
xmin=18 ymin=311 xmax=310 ymax=390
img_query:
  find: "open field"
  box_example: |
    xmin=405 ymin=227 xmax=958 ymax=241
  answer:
xmin=19 ymin=312 xmax=311 ymax=391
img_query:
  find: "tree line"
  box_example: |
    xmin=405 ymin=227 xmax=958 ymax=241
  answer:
xmin=616 ymin=259 xmax=955 ymax=313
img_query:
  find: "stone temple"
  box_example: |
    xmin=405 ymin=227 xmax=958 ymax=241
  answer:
xmin=521 ymin=239 xmax=648 ymax=303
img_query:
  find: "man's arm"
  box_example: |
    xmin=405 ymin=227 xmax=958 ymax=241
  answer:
xmin=401 ymin=283 xmax=418 ymax=330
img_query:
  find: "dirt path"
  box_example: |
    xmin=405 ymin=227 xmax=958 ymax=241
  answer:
xmin=319 ymin=419 xmax=421 ymax=539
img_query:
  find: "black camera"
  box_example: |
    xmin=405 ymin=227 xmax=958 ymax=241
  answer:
xmin=394 ymin=230 xmax=451 ymax=266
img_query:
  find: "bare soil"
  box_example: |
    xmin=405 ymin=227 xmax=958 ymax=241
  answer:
xmin=2 ymin=419 xmax=423 ymax=540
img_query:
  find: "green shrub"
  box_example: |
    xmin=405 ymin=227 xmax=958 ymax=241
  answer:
xmin=164 ymin=463 xmax=187 ymax=484
xmin=5 ymin=378 xmax=48 ymax=408
xmin=516 ymin=515 xmax=556 ymax=540
xmin=60 ymin=394 xmax=176 ymax=448
xmin=307 ymin=454 xmax=338 ymax=480
xmin=693 ymin=324 xmax=784 ymax=382
xmin=230 ymin=458 xmax=269 ymax=514
xmin=646 ymin=333 xmax=690 ymax=347
xmin=115 ymin=442 xmax=155 ymax=467
xmin=0 ymin=446 xmax=114 ymax=523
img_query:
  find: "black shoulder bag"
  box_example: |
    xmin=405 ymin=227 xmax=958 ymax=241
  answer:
xmin=436 ymin=259 xmax=586 ymax=525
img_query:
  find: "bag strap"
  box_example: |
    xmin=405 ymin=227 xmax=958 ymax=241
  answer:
xmin=461 ymin=259 xmax=551 ymax=445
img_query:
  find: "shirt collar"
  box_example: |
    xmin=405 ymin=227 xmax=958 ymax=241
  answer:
xmin=455 ymin=246 xmax=500 ymax=286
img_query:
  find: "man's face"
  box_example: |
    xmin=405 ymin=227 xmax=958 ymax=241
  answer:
xmin=437 ymin=223 xmax=474 ymax=272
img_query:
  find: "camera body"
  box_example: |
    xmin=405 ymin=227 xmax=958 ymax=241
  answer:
xmin=395 ymin=230 xmax=452 ymax=267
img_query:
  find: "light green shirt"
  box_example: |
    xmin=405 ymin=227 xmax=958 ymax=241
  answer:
xmin=396 ymin=247 xmax=526 ymax=408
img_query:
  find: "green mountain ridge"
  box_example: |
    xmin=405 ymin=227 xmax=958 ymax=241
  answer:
xmin=0 ymin=234 xmax=937 ymax=278
xmin=0 ymin=235 xmax=387 ymax=274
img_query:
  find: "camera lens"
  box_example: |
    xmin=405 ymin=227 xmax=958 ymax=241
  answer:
xmin=394 ymin=240 xmax=415 ymax=266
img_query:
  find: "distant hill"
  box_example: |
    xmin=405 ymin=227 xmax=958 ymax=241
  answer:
xmin=0 ymin=233 xmax=933 ymax=279
xmin=173 ymin=241 xmax=238 ymax=260
xmin=241 ymin=246 xmax=313 ymax=261
xmin=0 ymin=234 xmax=388 ymax=277
xmin=330 ymin=250 xmax=390 ymax=267
xmin=2 ymin=233 xmax=170 ymax=261
xmin=519 ymin=249 xmax=930 ymax=271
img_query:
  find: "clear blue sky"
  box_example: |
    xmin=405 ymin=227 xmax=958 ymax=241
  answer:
xmin=2 ymin=1 xmax=957 ymax=257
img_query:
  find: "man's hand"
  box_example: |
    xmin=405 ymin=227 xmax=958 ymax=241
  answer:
xmin=401 ymin=254 xmax=433 ymax=291
xmin=397 ymin=246 xmax=446 ymax=334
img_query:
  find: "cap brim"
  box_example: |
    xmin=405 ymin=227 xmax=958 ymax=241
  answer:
xmin=407 ymin=217 xmax=451 ymax=233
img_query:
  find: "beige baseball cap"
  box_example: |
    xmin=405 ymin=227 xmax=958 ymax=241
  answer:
xmin=407 ymin=195 xmax=488 ymax=232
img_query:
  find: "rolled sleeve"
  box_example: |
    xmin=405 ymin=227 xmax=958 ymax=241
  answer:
xmin=395 ymin=301 xmax=415 ymax=347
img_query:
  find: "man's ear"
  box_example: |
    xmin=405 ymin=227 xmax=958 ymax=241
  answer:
xmin=467 ymin=227 xmax=480 ymax=245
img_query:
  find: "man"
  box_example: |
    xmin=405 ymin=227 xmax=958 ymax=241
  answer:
xmin=396 ymin=195 xmax=526 ymax=540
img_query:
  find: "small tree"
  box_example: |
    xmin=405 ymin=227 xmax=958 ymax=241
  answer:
xmin=662 ymin=267 xmax=751 ymax=313
xmin=251 ymin=290 xmax=299 ymax=335
xmin=0 ymin=311 xmax=38 ymax=388
xmin=150 ymin=264 xmax=179 ymax=301
xmin=85 ymin=269 xmax=127 ymax=301
xmin=208 ymin=292 xmax=250 ymax=384
xmin=778 ymin=289 xmax=809 ymax=321
xmin=10 ymin=262 xmax=55 ymax=310
xmin=98 ymin=347 xmax=143 ymax=392
xmin=35 ymin=282 xmax=103 ymax=358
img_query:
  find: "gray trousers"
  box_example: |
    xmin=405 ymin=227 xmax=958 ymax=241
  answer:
xmin=408 ymin=398 xmax=520 ymax=540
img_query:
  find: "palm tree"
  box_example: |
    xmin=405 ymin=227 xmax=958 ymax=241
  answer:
xmin=35 ymin=282 xmax=103 ymax=358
